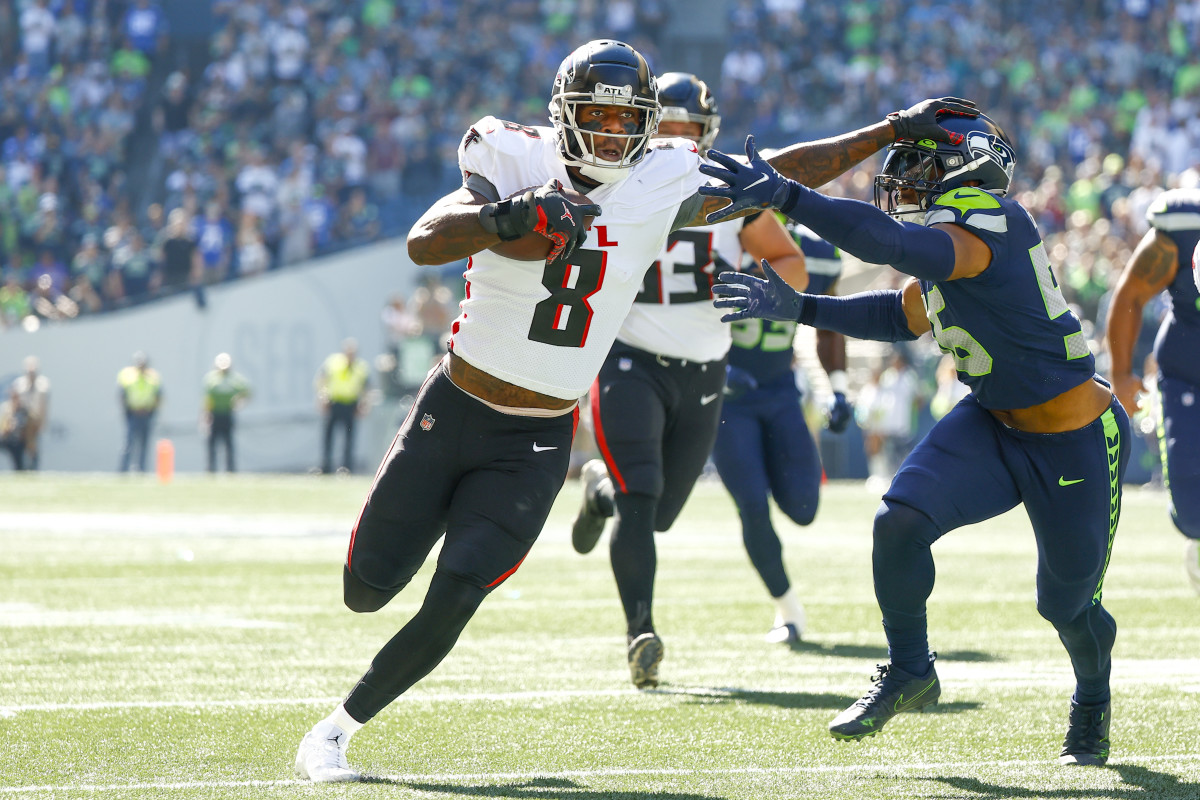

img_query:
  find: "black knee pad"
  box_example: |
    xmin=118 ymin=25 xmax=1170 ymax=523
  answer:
xmin=873 ymin=499 xmax=941 ymax=550
xmin=343 ymin=564 xmax=401 ymax=613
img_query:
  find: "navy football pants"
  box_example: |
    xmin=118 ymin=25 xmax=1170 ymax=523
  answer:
xmin=877 ymin=389 xmax=1128 ymax=701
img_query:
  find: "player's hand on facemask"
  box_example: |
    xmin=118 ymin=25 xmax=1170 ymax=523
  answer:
xmin=887 ymin=97 xmax=979 ymax=144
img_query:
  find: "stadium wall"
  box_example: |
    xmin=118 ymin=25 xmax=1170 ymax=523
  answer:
xmin=0 ymin=240 xmax=422 ymax=473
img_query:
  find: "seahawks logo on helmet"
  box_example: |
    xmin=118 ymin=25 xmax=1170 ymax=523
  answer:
xmin=966 ymin=131 xmax=1015 ymax=175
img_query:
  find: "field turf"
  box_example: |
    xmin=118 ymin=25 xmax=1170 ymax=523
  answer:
xmin=1 ymin=473 xmax=1196 ymax=799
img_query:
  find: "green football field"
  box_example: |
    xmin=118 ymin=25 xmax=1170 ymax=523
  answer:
xmin=1 ymin=473 xmax=1197 ymax=799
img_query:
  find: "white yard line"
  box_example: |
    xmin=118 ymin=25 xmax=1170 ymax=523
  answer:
xmin=4 ymin=657 xmax=1198 ymax=715
xmin=2 ymin=754 xmax=1199 ymax=795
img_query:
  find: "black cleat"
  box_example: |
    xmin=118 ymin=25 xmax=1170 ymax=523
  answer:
xmin=829 ymin=655 xmax=940 ymax=741
xmin=1059 ymin=699 xmax=1111 ymax=766
xmin=571 ymin=459 xmax=612 ymax=554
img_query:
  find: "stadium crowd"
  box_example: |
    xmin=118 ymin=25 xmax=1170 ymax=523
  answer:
xmin=0 ymin=0 xmax=1191 ymax=436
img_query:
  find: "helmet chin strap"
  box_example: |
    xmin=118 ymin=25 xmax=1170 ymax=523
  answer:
xmin=577 ymin=162 xmax=631 ymax=184
xmin=891 ymin=204 xmax=925 ymax=224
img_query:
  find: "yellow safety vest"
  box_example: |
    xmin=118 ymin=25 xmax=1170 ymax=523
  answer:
xmin=118 ymin=367 xmax=161 ymax=411
xmin=323 ymin=354 xmax=368 ymax=404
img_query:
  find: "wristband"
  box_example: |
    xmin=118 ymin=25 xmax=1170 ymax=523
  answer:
xmin=479 ymin=194 xmax=535 ymax=241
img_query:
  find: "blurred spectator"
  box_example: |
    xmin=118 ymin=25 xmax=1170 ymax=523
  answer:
xmin=19 ymin=0 xmax=56 ymax=78
xmin=195 ymin=200 xmax=233 ymax=283
xmin=0 ymin=383 xmax=28 ymax=470
xmin=315 ymin=337 xmax=370 ymax=475
xmin=108 ymin=228 xmax=158 ymax=304
xmin=117 ymin=351 xmax=162 ymax=473
xmin=0 ymin=270 xmax=30 ymax=328
xmin=202 ymin=352 xmax=251 ymax=473
xmin=159 ymin=208 xmax=201 ymax=293
xmin=122 ymin=0 xmax=168 ymax=59
xmin=11 ymin=355 xmax=49 ymax=469
xmin=408 ymin=272 xmax=457 ymax=351
xmin=334 ymin=187 xmax=379 ymax=247
xmin=234 ymin=210 xmax=270 ymax=277
xmin=856 ymin=350 xmax=922 ymax=486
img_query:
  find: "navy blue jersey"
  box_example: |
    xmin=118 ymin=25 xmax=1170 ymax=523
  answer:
xmin=1145 ymin=189 xmax=1200 ymax=386
xmin=920 ymin=188 xmax=1095 ymax=410
xmin=727 ymin=223 xmax=843 ymax=385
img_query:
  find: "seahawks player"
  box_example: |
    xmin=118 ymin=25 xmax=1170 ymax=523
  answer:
xmin=711 ymin=221 xmax=849 ymax=645
xmin=705 ymin=111 xmax=1128 ymax=766
xmin=293 ymin=35 xmax=977 ymax=782
xmin=569 ymin=72 xmax=807 ymax=689
xmin=1105 ymin=189 xmax=1200 ymax=594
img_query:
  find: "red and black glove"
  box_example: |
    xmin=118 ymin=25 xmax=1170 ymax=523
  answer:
xmin=887 ymin=97 xmax=979 ymax=144
xmin=529 ymin=180 xmax=601 ymax=263
xmin=481 ymin=179 xmax=602 ymax=263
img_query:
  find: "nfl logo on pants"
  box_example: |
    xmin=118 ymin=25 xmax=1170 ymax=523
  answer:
xmin=420 ymin=413 xmax=435 ymax=431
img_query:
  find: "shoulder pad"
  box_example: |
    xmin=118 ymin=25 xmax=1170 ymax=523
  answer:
xmin=932 ymin=187 xmax=1002 ymax=212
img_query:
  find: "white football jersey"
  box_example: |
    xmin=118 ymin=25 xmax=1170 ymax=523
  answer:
xmin=615 ymin=213 xmax=744 ymax=362
xmin=450 ymin=116 xmax=705 ymax=400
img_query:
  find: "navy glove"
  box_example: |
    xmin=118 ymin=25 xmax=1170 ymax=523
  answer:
xmin=712 ymin=259 xmax=805 ymax=323
xmin=724 ymin=364 xmax=759 ymax=400
xmin=886 ymin=97 xmax=979 ymax=145
xmin=699 ymin=135 xmax=797 ymax=224
xmin=826 ymin=391 xmax=852 ymax=433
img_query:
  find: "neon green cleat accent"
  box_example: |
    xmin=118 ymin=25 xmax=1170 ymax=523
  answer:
xmin=829 ymin=655 xmax=940 ymax=741
xmin=1059 ymin=700 xmax=1110 ymax=766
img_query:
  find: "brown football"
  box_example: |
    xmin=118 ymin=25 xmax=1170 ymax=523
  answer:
xmin=488 ymin=186 xmax=595 ymax=262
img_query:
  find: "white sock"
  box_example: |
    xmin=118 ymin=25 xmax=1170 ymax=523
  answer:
xmin=320 ymin=704 xmax=364 ymax=738
xmin=772 ymin=588 xmax=806 ymax=631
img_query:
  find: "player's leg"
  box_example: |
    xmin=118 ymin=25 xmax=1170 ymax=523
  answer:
xmin=341 ymin=404 xmax=357 ymax=473
xmin=1156 ymin=375 xmax=1200 ymax=591
xmin=712 ymin=383 xmax=808 ymax=641
xmin=1019 ymin=397 xmax=1128 ymax=765
xmin=225 ymin=416 xmax=236 ymax=473
xmin=341 ymin=406 xmax=574 ymax=722
xmin=299 ymin=370 xmax=573 ymax=781
xmin=830 ymin=396 xmax=1020 ymax=740
xmin=119 ymin=413 xmax=134 ymax=471
xmin=320 ymin=409 xmax=336 ymax=474
xmin=758 ymin=383 xmax=823 ymax=640
xmin=590 ymin=350 xmax=669 ymax=686
xmin=653 ymin=358 xmax=726 ymax=531
xmin=206 ymin=427 xmax=217 ymax=473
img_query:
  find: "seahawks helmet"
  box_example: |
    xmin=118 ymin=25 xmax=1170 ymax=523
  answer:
xmin=874 ymin=111 xmax=1016 ymax=221
xmin=549 ymin=40 xmax=660 ymax=184
xmin=655 ymin=72 xmax=721 ymax=152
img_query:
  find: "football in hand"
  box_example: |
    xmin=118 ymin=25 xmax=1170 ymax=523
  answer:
xmin=488 ymin=186 xmax=595 ymax=261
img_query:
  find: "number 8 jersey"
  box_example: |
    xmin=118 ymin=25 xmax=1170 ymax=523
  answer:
xmin=919 ymin=187 xmax=1096 ymax=410
xmin=452 ymin=116 xmax=706 ymax=401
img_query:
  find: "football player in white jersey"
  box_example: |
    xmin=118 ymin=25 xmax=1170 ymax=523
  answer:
xmin=294 ymin=37 xmax=976 ymax=781
xmin=568 ymin=72 xmax=808 ymax=690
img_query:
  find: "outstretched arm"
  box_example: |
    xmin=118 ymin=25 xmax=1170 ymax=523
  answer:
xmin=700 ymin=136 xmax=991 ymax=282
xmin=686 ymin=97 xmax=978 ymax=228
xmin=712 ymin=260 xmax=931 ymax=343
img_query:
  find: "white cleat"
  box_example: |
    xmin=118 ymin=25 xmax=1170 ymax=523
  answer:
xmin=1186 ymin=539 xmax=1200 ymax=595
xmin=765 ymin=622 xmax=802 ymax=644
xmin=294 ymin=725 xmax=361 ymax=783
